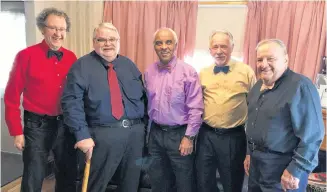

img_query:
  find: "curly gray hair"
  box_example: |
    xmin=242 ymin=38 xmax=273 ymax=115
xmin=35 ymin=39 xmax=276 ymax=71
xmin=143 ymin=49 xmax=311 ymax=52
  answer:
xmin=36 ymin=7 xmax=71 ymax=32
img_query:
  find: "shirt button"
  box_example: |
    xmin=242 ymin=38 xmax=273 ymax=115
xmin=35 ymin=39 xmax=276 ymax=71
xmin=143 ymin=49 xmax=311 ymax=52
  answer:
xmin=57 ymin=74 xmax=60 ymax=76
xmin=55 ymin=62 xmax=57 ymax=64
xmin=59 ymin=86 xmax=62 ymax=88
xmin=252 ymin=123 xmax=254 ymax=126
xmin=256 ymin=108 xmax=258 ymax=111
xmin=262 ymin=95 xmax=265 ymax=97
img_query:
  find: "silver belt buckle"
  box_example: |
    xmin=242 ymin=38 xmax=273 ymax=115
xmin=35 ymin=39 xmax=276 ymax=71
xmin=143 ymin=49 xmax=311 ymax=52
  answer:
xmin=122 ymin=119 xmax=130 ymax=128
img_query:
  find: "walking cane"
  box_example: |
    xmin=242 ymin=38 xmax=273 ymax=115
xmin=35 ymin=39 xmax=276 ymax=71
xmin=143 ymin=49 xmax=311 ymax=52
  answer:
xmin=81 ymin=158 xmax=91 ymax=192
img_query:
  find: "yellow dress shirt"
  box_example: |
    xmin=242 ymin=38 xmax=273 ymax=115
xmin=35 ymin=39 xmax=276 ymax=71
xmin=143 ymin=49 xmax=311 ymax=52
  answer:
xmin=199 ymin=59 xmax=256 ymax=128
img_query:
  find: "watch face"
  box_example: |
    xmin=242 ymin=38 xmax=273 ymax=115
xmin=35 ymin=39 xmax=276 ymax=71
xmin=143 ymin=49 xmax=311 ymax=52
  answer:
xmin=185 ymin=135 xmax=195 ymax=141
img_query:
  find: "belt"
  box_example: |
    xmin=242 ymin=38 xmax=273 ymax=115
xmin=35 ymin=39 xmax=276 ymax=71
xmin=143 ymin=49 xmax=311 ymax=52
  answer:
xmin=248 ymin=141 xmax=292 ymax=155
xmin=152 ymin=122 xmax=187 ymax=131
xmin=203 ymin=123 xmax=244 ymax=134
xmin=90 ymin=119 xmax=142 ymax=128
xmin=24 ymin=110 xmax=62 ymax=121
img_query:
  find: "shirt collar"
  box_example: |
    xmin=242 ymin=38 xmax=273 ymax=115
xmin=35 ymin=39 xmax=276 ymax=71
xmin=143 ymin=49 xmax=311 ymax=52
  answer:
xmin=211 ymin=59 xmax=235 ymax=73
xmin=272 ymin=68 xmax=290 ymax=90
xmin=91 ymin=51 xmax=120 ymax=69
xmin=259 ymin=68 xmax=291 ymax=91
xmin=157 ymin=56 xmax=177 ymax=72
xmin=40 ymin=39 xmax=63 ymax=53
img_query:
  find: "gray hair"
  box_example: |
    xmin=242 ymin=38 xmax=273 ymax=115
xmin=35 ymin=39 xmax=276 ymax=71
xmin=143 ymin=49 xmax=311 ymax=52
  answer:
xmin=36 ymin=7 xmax=71 ymax=32
xmin=153 ymin=27 xmax=178 ymax=45
xmin=93 ymin=22 xmax=120 ymax=39
xmin=209 ymin=30 xmax=234 ymax=46
xmin=256 ymin=39 xmax=287 ymax=54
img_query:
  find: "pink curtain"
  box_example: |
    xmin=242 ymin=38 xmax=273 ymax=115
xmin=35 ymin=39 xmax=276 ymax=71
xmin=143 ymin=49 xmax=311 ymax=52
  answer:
xmin=243 ymin=1 xmax=326 ymax=81
xmin=103 ymin=1 xmax=198 ymax=73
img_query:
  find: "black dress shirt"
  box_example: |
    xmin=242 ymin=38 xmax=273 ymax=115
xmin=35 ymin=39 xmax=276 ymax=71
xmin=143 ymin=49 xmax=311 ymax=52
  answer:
xmin=61 ymin=51 xmax=147 ymax=142
xmin=246 ymin=68 xmax=324 ymax=178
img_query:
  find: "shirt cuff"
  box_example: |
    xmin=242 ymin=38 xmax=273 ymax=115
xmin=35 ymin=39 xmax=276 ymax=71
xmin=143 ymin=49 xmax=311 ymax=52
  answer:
xmin=246 ymin=143 xmax=250 ymax=155
xmin=286 ymin=160 xmax=305 ymax=179
xmin=185 ymin=124 xmax=199 ymax=136
xmin=74 ymin=127 xmax=91 ymax=142
xmin=9 ymin=129 xmax=23 ymax=136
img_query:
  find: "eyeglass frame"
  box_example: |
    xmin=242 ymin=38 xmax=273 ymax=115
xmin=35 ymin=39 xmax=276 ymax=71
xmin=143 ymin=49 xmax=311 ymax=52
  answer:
xmin=44 ymin=25 xmax=67 ymax=32
xmin=94 ymin=37 xmax=120 ymax=44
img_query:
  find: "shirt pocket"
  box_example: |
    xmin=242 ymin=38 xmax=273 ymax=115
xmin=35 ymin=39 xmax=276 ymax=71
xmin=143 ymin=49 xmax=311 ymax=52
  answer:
xmin=169 ymin=80 xmax=185 ymax=104
xmin=28 ymin=58 xmax=46 ymax=81
xmin=123 ymin=77 xmax=143 ymax=100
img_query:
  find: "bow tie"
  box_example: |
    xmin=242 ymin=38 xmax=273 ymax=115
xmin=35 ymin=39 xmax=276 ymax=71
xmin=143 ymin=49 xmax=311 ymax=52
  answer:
xmin=214 ymin=65 xmax=229 ymax=74
xmin=47 ymin=50 xmax=63 ymax=61
xmin=157 ymin=63 xmax=171 ymax=72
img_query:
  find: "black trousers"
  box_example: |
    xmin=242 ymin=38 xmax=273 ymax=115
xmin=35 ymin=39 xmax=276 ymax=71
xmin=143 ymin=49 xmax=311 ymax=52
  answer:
xmin=65 ymin=123 xmax=145 ymax=192
xmin=196 ymin=124 xmax=246 ymax=192
xmin=21 ymin=110 xmax=70 ymax=192
xmin=148 ymin=123 xmax=195 ymax=192
xmin=248 ymin=150 xmax=308 ymax=192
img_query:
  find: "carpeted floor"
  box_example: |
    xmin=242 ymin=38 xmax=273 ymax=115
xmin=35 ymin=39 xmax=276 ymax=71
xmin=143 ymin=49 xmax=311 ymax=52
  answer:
xmin=1 ymin=152 xmax=23 ymax=187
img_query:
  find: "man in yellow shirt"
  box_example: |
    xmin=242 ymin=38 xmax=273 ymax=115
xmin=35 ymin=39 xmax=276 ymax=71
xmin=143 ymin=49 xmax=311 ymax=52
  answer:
xmin=196 ymin=30 xmax=256 ymax=192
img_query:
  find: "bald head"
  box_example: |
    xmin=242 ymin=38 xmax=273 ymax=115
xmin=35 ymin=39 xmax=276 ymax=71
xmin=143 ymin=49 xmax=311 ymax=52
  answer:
xmin=153 ymin=28 xmax=178 ymax=64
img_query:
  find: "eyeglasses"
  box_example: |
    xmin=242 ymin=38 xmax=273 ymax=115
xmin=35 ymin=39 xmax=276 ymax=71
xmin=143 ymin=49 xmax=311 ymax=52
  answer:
xmin=45 ymin=25 xmax=67 ymax=32
xmin=95 ymin=38 xmax=119 ymax=44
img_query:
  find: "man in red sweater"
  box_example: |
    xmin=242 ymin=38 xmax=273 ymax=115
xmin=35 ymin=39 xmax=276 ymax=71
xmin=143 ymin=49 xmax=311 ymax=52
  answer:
xmin=4 ymin=8 xmax=77 ymax=191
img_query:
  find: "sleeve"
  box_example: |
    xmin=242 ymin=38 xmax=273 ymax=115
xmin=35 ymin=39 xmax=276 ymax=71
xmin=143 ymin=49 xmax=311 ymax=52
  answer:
xmin=247 ymin=142 xmax=251 ymax=155
xmin=287 ymin=82 xmax=325 ymax=178
xmin=61 ymin=61 xmax=91 ymax=142
xmin=140 ymin=75 xmax=149 ymax=127
xmin=4 ymin=50 xmax=29 ymax=136
xmin=248 ymin=67 xmax=257 ymax=91
xmin=185 ymin=69 xmax=204 ymax=136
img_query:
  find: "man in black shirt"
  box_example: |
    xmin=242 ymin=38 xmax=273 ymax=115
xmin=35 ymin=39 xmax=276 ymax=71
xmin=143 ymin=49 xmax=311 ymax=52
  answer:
xmin=244 ymin=39 xmax=324 ymax=192
xmin=61 ymin=22 xmax=147 ymax=192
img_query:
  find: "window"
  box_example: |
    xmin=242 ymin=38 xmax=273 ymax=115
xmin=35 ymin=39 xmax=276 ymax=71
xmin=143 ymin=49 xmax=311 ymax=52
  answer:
xmin=0 ymin=11 xmax=26 ymax=96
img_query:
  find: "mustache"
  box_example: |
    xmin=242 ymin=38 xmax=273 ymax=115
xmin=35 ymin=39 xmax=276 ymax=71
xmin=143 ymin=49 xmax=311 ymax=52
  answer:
xmin=103 ymin=46 xmax=116 ymax=49
xmin=214 ymin=54 xmax=225 ymax=57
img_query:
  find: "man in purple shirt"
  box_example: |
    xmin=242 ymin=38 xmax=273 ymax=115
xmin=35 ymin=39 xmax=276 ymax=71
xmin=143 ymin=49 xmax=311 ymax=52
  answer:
xmin=144 ymin=28 xmax=204 ymax=192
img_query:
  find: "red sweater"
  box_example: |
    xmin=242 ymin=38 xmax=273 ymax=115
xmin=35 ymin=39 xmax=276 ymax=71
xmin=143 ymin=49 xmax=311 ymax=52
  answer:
xmin=4 ymin=40 xmax=77 ymax=136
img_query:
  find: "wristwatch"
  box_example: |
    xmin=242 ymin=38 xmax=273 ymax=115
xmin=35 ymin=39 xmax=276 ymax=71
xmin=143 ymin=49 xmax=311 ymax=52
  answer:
xmin=184 ymin=135 xmax=195 ymax=141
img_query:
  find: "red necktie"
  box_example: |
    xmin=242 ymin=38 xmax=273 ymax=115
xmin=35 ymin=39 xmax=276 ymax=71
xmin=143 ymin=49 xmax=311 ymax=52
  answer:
xmin=108 ymin=63 xmax=124 ymax=120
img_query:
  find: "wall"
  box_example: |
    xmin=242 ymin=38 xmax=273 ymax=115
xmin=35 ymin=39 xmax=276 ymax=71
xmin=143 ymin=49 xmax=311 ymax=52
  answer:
xmin=25 ymin=1 xmax=104 ymax=57
xmin=189 ymin=4 xmax=247 ymax=71
xmin=1 ymin=2 xmax=247 ymax=153
xmin=195 ymin=4 xmax=247 ymax=58
xmin=1 ymin=0 xmax=104 ymax=153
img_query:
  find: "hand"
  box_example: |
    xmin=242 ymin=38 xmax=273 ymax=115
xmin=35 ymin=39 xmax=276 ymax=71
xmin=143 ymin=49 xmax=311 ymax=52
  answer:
xmin=14 ymin=135 xmax=25 ymax=151
xmin=74 ymin=138 xmax=95 ymax=160
xmin=281 ymin=169 xmax=299 ymax=191
xmin=244 ymin=155 xmax=251 ymax=176
xmin=179 ymin=137 xmax=193 ymax=156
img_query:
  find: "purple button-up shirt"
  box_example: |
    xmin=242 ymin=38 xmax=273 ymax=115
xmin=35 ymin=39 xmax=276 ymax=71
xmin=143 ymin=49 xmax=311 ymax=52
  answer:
xmin=144 ymin=57 xmax=204 ymax=136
